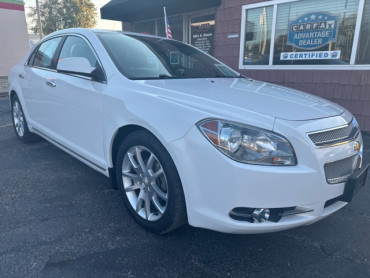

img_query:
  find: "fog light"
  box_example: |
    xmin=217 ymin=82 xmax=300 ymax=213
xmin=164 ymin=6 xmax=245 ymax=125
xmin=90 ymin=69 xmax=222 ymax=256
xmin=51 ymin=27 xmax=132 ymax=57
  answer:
xmin=252 ymin=208 xmax=270 ymax=223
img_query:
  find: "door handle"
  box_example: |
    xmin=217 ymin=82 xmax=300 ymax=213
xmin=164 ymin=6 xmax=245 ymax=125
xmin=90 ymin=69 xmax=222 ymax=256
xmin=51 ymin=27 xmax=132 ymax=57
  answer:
xmin=46 ymin=80 xmax=56 ymax=88
xmin=18 ymin=73 xmax=25 ymax=79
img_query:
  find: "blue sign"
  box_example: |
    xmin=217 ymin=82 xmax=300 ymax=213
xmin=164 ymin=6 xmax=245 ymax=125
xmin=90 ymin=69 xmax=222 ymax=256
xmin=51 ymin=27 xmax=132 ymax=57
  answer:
xmin=288 ymin=12 xmax=338 ymax=50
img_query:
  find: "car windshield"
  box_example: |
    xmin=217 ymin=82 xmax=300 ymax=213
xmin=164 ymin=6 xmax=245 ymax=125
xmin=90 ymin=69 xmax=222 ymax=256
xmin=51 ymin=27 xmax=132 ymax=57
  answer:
xmin=95 ymin=31 xmax=241 ymax=80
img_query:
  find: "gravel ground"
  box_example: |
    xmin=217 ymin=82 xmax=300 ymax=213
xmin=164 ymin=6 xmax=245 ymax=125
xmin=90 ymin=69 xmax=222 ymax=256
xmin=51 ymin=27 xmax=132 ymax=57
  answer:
xmin=0 ymin=78 xmax=8 ymax=95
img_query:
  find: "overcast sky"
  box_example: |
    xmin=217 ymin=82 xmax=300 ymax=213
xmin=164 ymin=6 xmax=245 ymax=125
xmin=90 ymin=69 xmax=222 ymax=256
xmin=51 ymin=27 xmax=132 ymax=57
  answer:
xmin=24 ymin=0 xmax=122 ymax=31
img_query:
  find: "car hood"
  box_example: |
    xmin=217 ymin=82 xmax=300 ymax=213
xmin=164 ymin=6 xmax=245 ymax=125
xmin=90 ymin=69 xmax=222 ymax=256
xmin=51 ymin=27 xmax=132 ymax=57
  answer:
xmin=140 ymin=78 xmax=344 ymax=121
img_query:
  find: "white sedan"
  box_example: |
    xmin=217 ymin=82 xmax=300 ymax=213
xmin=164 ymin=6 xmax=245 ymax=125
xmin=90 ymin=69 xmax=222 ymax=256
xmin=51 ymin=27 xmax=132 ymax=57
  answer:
xmin=8 ymin=28 xmax=368 ymax=234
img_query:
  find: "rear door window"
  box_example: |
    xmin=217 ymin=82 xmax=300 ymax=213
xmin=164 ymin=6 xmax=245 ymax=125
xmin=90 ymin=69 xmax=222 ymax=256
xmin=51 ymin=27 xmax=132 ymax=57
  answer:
xmin=32 ymin=37 xmax=63 ymax=69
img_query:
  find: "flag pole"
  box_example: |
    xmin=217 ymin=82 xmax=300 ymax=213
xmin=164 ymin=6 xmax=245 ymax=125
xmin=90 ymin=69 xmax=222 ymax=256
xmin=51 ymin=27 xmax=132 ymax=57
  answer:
xmin=163 ymin=7 xmax=168 ymax=38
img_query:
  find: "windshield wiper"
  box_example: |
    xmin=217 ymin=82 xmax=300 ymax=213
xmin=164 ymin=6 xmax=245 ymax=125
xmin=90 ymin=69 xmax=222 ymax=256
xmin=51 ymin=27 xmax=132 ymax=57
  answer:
xmin=130 ymin=75 xmax=176 ymax=80
xmin=158 ymin=74 xmax=175 ymax=79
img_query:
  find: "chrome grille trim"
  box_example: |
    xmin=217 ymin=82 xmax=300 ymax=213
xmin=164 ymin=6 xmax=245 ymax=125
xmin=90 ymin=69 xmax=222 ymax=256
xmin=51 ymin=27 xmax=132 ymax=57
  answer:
xmin=308 ymin=119 xmax=359 ymax=148
xmin=324 ymin=155 xmax=358 ymax=184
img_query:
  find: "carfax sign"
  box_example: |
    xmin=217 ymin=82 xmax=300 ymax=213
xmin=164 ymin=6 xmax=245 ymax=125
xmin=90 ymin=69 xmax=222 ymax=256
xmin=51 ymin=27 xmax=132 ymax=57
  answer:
xmin=288 ymin=12 xmax=338 ymax=50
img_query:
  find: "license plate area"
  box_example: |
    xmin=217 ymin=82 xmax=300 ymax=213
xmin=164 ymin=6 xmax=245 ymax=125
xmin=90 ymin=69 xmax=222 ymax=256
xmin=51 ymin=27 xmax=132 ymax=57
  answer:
xmin=339 ymin=164 xmax=369 ymax=203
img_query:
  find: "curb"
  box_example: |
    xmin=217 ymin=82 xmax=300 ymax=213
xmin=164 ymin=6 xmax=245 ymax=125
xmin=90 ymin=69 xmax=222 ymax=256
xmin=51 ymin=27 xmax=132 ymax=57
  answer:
xmin=0 ymin=92 xmax=9 ymax=97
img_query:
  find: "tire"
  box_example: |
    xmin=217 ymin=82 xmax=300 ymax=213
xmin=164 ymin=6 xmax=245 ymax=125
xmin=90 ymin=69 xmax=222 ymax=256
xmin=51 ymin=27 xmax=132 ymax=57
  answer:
xmin=115 ymin=130 xmax=187 ymax=234
xmin=11 ymin=94 xmax=40 ymax=143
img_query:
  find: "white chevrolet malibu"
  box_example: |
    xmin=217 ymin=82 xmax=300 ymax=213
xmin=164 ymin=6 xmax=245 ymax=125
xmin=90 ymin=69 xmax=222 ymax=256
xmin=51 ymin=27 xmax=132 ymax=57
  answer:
xmin=8 ymin=28 xmax=368 ymax=234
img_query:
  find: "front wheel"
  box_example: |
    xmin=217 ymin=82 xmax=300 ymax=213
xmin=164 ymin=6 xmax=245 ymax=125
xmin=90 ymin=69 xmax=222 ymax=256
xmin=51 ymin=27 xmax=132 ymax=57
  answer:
xmin=115 ymin=130 xmax=187 ymax=233
xmin=11 ymin=95 xmax=39 ymax=143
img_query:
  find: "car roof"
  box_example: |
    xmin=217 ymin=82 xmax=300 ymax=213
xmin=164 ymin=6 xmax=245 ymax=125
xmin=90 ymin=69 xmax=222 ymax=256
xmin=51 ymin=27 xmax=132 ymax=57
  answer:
xmin=42 ymin=28 xmax=169 ymax=42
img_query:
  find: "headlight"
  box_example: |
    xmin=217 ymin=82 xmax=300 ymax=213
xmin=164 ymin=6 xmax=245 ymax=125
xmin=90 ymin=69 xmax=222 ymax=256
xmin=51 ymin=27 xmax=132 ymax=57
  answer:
xmin=197 ymin=119 xmax=297 ymax=166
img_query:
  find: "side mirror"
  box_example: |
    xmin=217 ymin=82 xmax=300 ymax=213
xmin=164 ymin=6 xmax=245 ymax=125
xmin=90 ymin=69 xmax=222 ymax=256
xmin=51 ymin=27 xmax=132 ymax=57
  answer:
xmin=57 ymin=57 xmax=105 ymax=82
xmin=57 ymin=57 xmax=93 ymax=75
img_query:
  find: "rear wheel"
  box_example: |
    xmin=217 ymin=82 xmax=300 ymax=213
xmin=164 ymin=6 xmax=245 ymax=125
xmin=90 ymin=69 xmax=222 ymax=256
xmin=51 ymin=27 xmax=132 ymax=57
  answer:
xmin=11 ymin=94 xmax=39 ymax=143
xmin=115 ymin=130 xmax=187 ymax=233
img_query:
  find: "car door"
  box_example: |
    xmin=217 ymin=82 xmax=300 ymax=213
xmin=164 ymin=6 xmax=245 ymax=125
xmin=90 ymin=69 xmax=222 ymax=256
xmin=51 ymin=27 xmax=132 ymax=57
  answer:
xmin=43 ymin=35 xmax=107 ymax=170
xmin=21 ymin=36 xmax=63 ymax=129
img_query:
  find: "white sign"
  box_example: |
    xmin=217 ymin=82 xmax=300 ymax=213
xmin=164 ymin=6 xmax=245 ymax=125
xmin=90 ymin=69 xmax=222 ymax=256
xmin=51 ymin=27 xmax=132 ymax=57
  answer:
xmin=280 ymin=51 xmax=341 ymax=60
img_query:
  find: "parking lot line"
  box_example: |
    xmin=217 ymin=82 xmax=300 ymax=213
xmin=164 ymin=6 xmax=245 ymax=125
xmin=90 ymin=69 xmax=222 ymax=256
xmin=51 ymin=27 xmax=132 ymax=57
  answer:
xmin=0 ymin=123 xmax=12 ymax=128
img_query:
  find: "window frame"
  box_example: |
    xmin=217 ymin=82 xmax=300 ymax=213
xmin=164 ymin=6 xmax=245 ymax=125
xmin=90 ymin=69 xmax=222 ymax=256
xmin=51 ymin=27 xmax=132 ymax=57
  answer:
xmin=27 ymin=35 xmax=65 ymax=71
xmin=26 ymin=33 xmax=107 ymax=83
xmin=56 ymin=34 xmax=107 ymax=83
xmin=55 ymin=35 xmax=104 ymax=83
xmin=239 ymin=0 xmax=369 ymax=70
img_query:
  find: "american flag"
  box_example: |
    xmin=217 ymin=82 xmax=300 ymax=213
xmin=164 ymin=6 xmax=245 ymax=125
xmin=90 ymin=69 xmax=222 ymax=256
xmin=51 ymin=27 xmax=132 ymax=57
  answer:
xmin=164 ymin=7 xmax=172 ymax=39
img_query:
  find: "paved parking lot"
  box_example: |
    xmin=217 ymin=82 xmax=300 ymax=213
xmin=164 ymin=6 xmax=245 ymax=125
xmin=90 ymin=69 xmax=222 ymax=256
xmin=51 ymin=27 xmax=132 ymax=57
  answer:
xmin=1 ymin=96 xmax=370 ymax=278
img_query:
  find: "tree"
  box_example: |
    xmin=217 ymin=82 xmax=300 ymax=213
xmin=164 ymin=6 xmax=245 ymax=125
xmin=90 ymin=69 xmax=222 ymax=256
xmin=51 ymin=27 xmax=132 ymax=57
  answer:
xmin=28 ymin=0 xmax=97 ymax=35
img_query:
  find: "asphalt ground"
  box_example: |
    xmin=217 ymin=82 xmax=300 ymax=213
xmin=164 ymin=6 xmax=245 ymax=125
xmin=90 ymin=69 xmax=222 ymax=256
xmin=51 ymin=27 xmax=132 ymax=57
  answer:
xmin=0 ymin=96 xmax=369 ymax=278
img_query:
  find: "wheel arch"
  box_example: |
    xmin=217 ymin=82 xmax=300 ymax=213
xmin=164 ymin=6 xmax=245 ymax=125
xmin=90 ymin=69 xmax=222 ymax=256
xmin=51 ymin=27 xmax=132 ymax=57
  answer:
xmin=10 ymin=90 xmax=17 ymax=100
xmin=108 ymin=124 xmax=187 ymax=197
xmin=110 ymin=124 xmax=147 ymax=170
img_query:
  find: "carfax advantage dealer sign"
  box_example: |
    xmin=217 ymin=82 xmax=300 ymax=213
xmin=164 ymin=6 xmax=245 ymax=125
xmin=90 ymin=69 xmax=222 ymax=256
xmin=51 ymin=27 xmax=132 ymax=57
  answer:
xmin=281 ymin=12 xmax=340 ymax=61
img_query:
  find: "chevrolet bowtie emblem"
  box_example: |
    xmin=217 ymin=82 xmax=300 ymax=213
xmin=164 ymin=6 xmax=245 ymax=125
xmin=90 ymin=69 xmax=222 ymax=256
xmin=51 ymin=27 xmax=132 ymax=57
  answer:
xmin=354 ymin=141 xmax=361 ymax=152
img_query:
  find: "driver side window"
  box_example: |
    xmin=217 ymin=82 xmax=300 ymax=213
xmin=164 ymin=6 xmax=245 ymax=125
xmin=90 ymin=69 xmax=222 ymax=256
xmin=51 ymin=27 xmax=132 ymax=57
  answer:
xmin=58 ymin=36 xmax=98 ymax=67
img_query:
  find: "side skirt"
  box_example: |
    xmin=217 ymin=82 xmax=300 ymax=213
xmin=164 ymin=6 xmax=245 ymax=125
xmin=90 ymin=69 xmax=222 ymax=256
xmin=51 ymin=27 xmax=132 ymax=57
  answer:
xmin=33 ymin=127 xmax=109 ymax=177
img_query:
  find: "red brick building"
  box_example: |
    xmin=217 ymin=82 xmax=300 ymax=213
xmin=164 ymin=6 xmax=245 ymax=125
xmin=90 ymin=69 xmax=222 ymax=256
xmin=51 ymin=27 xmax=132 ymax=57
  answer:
xmin=101 ymin=0 xmax=370 ymax=131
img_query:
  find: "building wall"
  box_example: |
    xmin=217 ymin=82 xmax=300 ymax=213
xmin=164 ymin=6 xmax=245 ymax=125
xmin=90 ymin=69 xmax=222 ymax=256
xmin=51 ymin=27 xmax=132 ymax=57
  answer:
xmin=0 ymin=3 xmax=29 ymax=77
xmin=214 ymin=0 xmax=370 ymax=131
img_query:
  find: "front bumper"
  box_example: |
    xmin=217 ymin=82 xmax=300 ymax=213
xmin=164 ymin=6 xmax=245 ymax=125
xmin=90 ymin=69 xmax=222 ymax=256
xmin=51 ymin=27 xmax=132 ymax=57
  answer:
xmin=168 ymin=112 xmax=364 ymax=234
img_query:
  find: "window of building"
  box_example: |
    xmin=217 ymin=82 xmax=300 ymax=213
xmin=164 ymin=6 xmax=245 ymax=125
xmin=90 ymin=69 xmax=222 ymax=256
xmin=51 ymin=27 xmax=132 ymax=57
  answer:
xmin=157 ymin=15 xmax=184 ymax=41
xmin=133 ymin=16 xmax=183 ymax=40
xmin=133 ymin=20 xmax=156 ymax=35
xmin=242 ymin=6 xmax=273 ymax=65
xmin=190 ymin=14 xmax=216 ymax=55
xmin=132 ymin=11 xmax=217 ymax=54
xmin=240 ymin=0 xmax=370 ymax=69
xmin=356 ymin=0 xmax=370 ymax=64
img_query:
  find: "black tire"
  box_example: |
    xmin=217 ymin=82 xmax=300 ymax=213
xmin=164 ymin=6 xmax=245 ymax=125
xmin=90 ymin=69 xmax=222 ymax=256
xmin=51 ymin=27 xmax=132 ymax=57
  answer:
xmin=115 ymin=130 xmax=187 ymax=234
xmin=11 ymin=94 xmax=40 ymax=143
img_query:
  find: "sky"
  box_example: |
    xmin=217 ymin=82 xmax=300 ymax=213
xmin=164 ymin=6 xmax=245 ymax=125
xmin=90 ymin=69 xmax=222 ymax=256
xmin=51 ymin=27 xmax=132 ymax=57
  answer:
xmin=24 ymin=0 xmax=122 ymax=32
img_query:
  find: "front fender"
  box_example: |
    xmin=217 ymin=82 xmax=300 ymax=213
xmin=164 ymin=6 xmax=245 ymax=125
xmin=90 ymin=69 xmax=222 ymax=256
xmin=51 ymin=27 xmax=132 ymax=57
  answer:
xmin=103 ymin=87 xmax=211 ymax=167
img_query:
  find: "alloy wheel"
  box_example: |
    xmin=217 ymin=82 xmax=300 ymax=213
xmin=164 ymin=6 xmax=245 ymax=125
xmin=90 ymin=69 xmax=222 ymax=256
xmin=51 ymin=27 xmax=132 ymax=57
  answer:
xmin=12 ymin=100 xmax=25 ymax=137
xmin=122 ymin=146 xmax=168 ymax=221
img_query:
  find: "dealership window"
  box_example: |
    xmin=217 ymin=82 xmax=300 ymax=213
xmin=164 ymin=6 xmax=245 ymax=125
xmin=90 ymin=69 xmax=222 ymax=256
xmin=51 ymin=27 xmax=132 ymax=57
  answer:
xmin=157 ymin=15 xmax=184 ymax=41
xmin=240 ymin=0 xmax=370 ymax=69
xmin=356 ymin=0 xmax=370 ymax=64
xmin=190 ymin=14 xmax=216 ymax=55
xmin=242 ymin=6 xmax=273 ymax=65
xmin=132 ymin=11 xmax=216 ymax=54
xmin=133 ymin=20 xmax=156 ymax=35
xmin=133 ymin=16 xmax=184 ymax=41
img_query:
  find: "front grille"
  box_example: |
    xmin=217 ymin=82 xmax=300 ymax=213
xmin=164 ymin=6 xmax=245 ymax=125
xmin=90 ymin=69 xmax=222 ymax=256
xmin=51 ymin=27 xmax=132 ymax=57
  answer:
xmin=308 ymin=119 xmax=359 ymax=147
xmin=324 ymin=155 xmax=358 ymax=184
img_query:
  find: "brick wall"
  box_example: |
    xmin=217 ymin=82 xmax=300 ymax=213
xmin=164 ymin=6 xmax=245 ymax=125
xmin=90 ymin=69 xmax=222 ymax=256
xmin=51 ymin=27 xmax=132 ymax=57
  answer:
xmin=214 ymin=0 xmax=370 ymax=132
